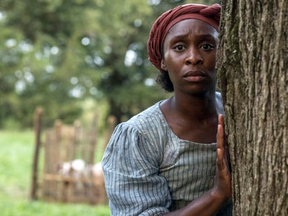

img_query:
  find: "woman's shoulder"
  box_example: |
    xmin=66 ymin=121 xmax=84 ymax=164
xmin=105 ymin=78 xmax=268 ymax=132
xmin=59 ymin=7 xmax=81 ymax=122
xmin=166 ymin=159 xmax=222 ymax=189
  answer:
xmin=104 ymin=101 xmax=169 ymax=165
xmin=107 ymin=100 xmax=170 ymax=154
xmin=123 ymin=101 xmax=166 ymax=133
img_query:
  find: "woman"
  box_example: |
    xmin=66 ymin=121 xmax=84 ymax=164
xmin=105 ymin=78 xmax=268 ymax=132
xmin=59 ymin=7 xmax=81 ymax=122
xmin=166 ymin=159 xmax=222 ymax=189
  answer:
xmin=102 ymin=3 xmax=232 ymax=215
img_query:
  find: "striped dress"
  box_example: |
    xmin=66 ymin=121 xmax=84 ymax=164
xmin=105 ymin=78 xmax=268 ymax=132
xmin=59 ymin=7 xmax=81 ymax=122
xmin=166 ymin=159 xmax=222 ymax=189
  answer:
xmin=102 ymin=92 xmax=232 ymax=216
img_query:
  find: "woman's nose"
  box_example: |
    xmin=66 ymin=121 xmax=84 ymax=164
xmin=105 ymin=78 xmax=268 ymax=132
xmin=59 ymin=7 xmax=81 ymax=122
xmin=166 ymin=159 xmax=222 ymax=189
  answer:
xmin=185 ymin=48 xmax=203 ymax=65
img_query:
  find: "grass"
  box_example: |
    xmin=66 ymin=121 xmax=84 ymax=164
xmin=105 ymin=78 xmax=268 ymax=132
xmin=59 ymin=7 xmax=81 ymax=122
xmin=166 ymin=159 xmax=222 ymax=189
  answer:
xmin=0 ymin=130 xmax=110 ymax=216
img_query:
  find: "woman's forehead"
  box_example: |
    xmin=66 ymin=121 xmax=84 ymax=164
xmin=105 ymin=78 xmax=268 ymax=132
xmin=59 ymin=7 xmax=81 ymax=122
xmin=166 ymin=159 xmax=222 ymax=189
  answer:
xmin=167 ymin=19 xmax=218 ymax=39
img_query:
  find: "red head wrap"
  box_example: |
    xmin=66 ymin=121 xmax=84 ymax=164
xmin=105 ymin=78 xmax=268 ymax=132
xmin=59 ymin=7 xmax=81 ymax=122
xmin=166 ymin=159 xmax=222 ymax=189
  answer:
xmin=147 ymin=3 xmax=221 ymax=72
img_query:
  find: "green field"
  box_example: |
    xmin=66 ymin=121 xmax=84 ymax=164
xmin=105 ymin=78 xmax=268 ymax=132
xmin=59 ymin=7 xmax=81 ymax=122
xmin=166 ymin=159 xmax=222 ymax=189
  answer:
xmin=0 ymin=130 xmax=110 ymax=216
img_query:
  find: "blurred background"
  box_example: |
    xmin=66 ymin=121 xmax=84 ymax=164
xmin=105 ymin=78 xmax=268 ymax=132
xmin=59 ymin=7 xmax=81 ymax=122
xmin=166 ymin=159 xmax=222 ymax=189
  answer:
xmin=0 ymin=0 xmax=219 ymax=215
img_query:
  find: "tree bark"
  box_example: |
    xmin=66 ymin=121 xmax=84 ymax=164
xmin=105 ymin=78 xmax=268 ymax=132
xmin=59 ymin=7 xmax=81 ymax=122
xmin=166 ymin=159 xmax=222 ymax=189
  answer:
xmin=218 ymin=0 xmax=288 ymax=215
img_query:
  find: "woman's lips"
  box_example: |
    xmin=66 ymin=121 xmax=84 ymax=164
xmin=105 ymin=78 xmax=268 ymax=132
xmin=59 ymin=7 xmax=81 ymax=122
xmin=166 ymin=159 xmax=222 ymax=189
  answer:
xmin=183 ymin=70 xmax=206 ymax=82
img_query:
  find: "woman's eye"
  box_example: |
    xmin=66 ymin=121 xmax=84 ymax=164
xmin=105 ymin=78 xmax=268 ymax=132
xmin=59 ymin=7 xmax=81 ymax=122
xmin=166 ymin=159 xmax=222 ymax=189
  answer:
xmin=174 ymin=45 xmax=185 ymax=51
xmin=201 ymin=44 xmax=214 ymax=51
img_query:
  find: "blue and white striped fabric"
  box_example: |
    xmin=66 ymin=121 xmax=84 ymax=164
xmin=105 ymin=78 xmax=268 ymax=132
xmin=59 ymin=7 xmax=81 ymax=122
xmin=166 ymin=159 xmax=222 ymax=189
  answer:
xmin=102 ymin=92 xmax=232 ymax=216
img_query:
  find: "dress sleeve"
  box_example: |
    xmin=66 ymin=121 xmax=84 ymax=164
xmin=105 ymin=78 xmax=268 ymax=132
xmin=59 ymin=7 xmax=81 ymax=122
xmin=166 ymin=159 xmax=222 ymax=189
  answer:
xmin=102 ymin=123 xmax=171 ymax=216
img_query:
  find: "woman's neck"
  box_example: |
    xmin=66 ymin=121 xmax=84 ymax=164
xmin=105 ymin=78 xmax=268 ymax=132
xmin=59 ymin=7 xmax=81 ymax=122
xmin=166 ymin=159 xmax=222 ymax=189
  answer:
xmin=160 ymin=90 xmax=219 ymax=143
xmin=171 ymin=90 xmax=218 ymax=121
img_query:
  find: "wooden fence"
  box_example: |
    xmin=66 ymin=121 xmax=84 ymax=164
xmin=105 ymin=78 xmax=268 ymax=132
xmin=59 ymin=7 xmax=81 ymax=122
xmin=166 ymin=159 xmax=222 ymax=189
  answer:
xmin=31 ymin=108 xmax=116 ymax=205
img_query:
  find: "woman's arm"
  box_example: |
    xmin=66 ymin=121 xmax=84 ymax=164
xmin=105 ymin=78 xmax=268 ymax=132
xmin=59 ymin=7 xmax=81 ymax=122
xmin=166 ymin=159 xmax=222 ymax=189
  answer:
xmin=102 ymin=123 xmax=171 ymax=216
xmin=164 ymin=115 xmax=232 ymax=216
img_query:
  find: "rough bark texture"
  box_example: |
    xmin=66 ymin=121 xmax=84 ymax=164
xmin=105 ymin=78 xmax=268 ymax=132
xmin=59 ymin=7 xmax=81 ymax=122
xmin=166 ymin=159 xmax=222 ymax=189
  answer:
xmin=217 ymin=0 xmax=288 ymax=215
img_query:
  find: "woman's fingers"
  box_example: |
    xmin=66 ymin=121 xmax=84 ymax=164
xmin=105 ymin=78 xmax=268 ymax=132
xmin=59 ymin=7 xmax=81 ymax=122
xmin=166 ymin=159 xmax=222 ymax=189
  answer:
xmin=218 ymin=114 xmax=232 ymax=174
xmin=217 ymin=124 xmax=224 ymax=149
xmin=217 ymin=148 xmax=225 ymax=171
xmin=214 ymin=115 xmax=232 ymax=199
xmin=216 ymin=115 xmax=227 ymax=172
xmin=217 ymin=114 xmax=225 ymax=156
xmin=218 ymin=114 xmax=224 ymax=127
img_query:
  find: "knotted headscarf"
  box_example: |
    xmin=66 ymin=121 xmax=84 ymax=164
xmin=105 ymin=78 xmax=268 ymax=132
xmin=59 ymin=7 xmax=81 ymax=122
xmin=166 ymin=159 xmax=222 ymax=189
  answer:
xmin=148 ymin=4 xmax=221 ymax=72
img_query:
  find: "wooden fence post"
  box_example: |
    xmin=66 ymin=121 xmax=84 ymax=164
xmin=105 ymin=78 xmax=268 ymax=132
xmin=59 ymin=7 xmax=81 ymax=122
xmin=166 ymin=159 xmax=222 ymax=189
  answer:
xmin=89 ymin=113 xmax=98 ymax=164
xmin=30 ymin=106 xmax=43 ymax=200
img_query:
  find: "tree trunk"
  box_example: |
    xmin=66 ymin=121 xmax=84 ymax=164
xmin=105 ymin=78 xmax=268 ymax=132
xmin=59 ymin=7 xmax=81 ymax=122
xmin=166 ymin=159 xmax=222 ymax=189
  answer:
xmin=218 ymin=0 xmax=288 ymax=215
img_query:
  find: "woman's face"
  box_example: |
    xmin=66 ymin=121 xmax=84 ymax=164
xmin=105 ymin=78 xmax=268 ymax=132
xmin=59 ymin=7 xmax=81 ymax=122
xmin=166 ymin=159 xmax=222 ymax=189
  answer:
xmin=161 ymin=19 xmax=218 ymax=97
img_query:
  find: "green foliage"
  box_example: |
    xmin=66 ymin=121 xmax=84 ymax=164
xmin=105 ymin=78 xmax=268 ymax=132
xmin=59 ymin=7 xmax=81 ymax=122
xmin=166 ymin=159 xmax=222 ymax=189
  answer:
xmin=0 ymin=0 xmax=220 ymax=129
xmin=0 ymin=0 xmax=95 ymax=128
xmin=0 ymin=130 xmax=110 ymax=215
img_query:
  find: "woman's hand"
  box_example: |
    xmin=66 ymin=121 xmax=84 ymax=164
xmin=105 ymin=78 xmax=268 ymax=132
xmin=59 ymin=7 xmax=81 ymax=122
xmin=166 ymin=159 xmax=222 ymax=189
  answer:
xmin=212 ymin=114 xmax=232 ymax=201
